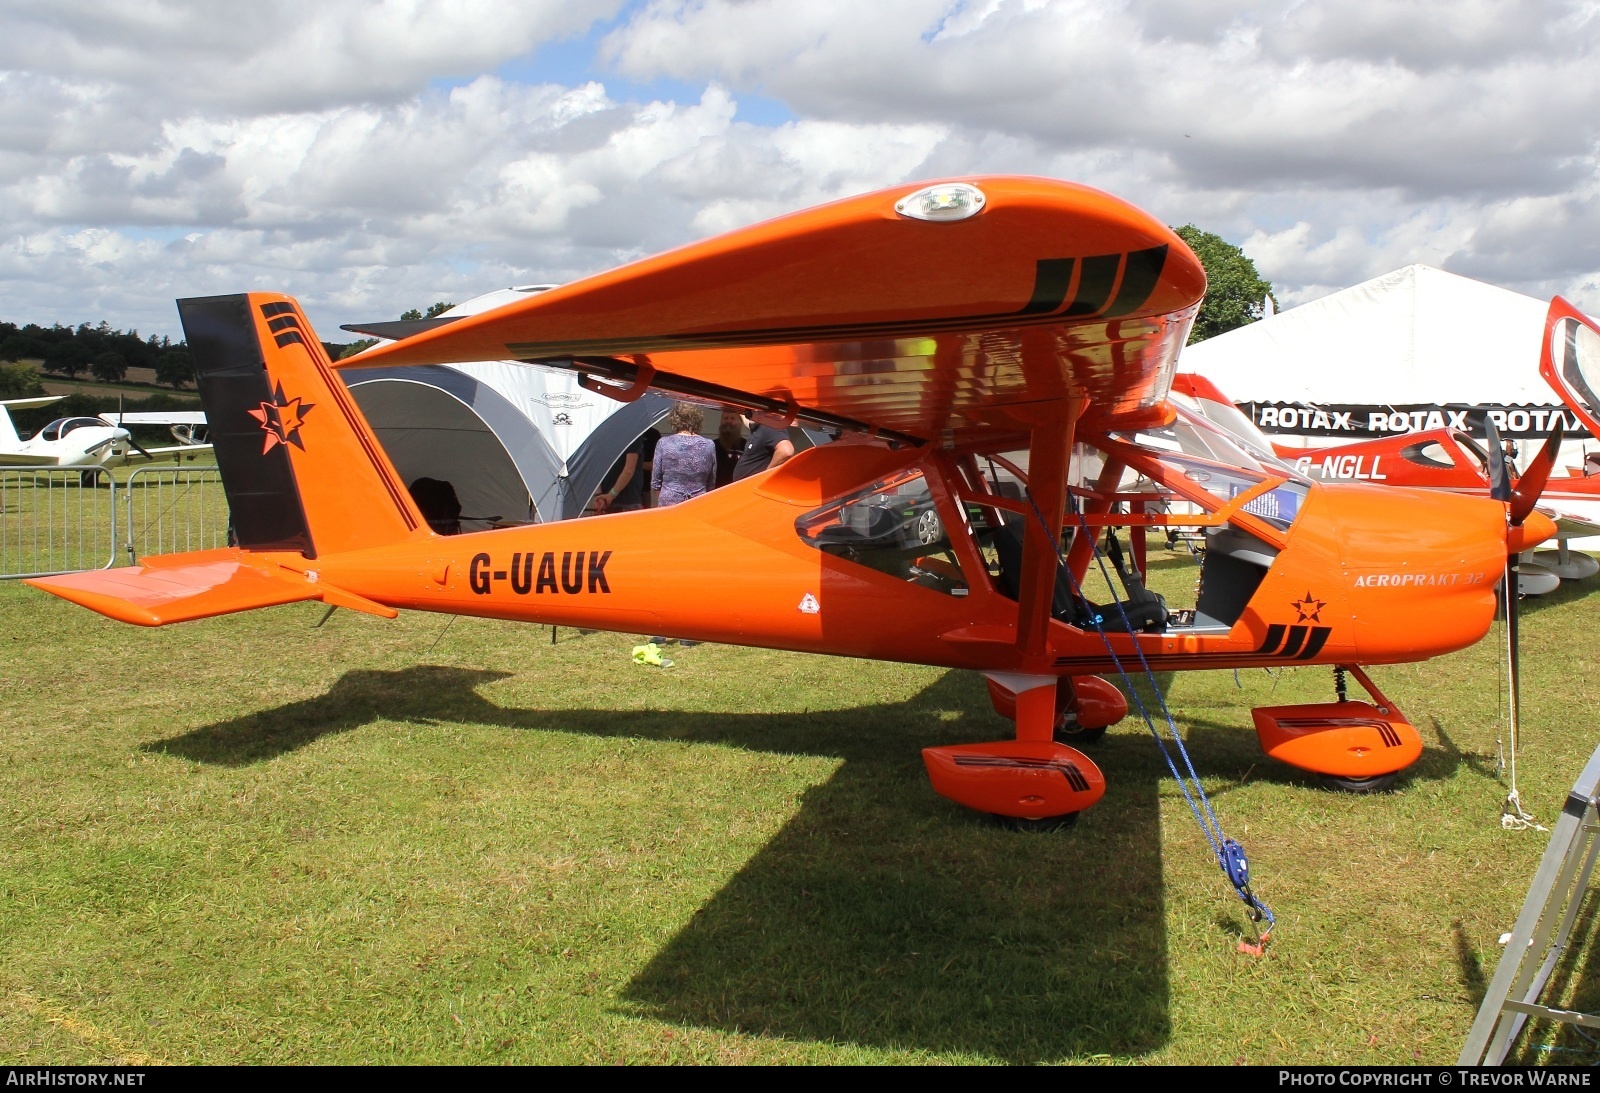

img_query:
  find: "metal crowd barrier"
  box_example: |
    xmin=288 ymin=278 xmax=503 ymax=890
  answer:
xmin=1460 ymin=740 xmax=1600 ymax=1064
xmin=122 ymin=464 xmax=227 ymax=564
xmin=0 ymin=466 xmax=118 ymax=579
xmin=0 ymin=465 xmax=228 ymax=580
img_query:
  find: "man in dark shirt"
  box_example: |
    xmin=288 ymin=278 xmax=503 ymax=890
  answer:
xmin=731 ymin=414 xmax=795 ymax=481
xmin=594 ymin=433 xmax=648 ymax=513
xmin=637 ymin=426 xmax=662 ymax=506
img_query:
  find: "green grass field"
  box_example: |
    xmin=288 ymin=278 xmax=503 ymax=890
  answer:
xmin=2 ymin=551 xmax=1598 ymax=1064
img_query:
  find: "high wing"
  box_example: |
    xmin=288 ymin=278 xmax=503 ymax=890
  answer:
xmin=98 ymin=412 xmax=208 ymax=427
xmin=1540 ymin=504 xmax=1600 ymax=540
xmin=342 ymin=177 xmax=1206 ymax=447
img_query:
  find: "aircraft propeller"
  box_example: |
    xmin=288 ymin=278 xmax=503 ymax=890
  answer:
xmin=126 ymin=434 xmax=157 ymax=462
xmin=115 ymin=398 xmax=157 ymax=462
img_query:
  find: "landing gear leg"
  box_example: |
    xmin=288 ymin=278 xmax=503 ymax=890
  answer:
xmin=923 ymin=674 xmax=1107 ymax=829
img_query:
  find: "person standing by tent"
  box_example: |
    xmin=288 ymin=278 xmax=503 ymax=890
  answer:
xmin=592 ymin=433 xmax=647 ymax=514
xmin=732 ymin=411 xmax=795 ymax=481
xmin=714 ymin=406 xmax=745 ymax=487
xmin=637 ymin=425 xmax=662 ymax=507
xmin=651 ymin=402 xmax=716 ymax=506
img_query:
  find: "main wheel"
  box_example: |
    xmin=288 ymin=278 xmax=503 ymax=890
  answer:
xmin=1053 ymin=722 xmax=1107 ymax=745
xmin=997 ymin=812 xmax=1079 ymax=833
xmin=916 ymin=507 xmax=943 ymax=545
xmin=1319 ymin=772 xmax=1400 ymax=794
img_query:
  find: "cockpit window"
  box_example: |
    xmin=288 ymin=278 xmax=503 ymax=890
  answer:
xmin=1400 ymin=439 xmax=1457 ymax=470
xmin=796 ymin=468 xmax=968 ymax=596
xmin=1155 ymin=452 xmax=1268 ymax=504
xmin=1131 ymin=401 xmax=1306 ymax=484
xmin=39 ymin=417 xmax=103 ymax=442
xmin=1236 ymin=480 xmax=1309 ymax=532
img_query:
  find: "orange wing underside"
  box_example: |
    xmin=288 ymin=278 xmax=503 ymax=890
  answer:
xmin=345 ymin=176 xmax=1206 ymax=443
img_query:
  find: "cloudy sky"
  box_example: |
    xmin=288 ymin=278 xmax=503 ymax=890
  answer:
xmin=2 ymin=0 xmax=1598 ymax=341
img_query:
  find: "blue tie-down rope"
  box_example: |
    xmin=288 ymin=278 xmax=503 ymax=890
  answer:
xmin=1022 ymin=490 xmax=1275 ymax=951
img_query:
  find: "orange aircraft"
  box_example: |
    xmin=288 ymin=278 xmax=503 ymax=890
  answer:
xmin=1173 ymin=296 xmax=1600 ymax=587
xmin=26 ymin=176 xmax=1555 ymax=832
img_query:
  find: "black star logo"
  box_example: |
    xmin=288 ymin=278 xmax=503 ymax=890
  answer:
xmin=248 ymin=381 xmax=315 ymax=453
xmin=1290 ymin=591 xmax=1326 ymax=623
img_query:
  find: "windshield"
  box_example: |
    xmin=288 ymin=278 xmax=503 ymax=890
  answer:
xmin=1167 ymin=394 xmax=1301 ymax=476
xmin=39 ymin=417 xmax=104 ymax=442
xmin=1555 ymin=316 xmax=1600 ymax=420
xmin=1123 ymin=404 xmax=1305 ymax=484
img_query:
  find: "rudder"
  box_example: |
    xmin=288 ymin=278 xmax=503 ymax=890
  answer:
xmin=178 ymin=293 xmax=424 ymax=557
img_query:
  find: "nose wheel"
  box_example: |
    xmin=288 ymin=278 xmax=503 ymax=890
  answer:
xmin=998 ymin=812 xmax=1080 ymax=833
xmin=1319 ymin=772 xmax=1399 ymax=794
xmin=1253 ymin=665 xmax=1420 ymax=790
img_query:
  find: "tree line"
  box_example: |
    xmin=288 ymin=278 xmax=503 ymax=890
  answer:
xmin=0 ymin=320 xmax=196 ymax=388
xmin=0 ymin=319 xmax=360 ymax=392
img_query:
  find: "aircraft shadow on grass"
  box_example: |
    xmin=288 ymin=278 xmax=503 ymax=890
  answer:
xmin=147 ymin=664 xmax=1470 ymax=1062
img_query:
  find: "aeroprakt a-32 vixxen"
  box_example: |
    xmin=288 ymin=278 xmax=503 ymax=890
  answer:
xmin=26 ymin=176 xmax=1556 ymax=827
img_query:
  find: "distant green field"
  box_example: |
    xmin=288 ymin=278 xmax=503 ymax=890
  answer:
xmin=1 ymin=553 xmax=1598 ymax=1064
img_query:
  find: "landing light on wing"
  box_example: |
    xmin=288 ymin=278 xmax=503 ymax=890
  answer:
xmin=894 ymin=182 xmax=986 ymax=222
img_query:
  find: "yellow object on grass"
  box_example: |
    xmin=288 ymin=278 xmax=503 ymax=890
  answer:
xmin=631 ymin=642 xmax=673 ymax=668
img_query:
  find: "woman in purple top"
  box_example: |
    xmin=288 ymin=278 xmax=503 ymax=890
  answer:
xmin=650 ymin=402 xmax=717 ymax=506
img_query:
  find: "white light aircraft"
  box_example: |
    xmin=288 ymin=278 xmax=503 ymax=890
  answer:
xmin=0 ymin=396 xmax=212 ymax=468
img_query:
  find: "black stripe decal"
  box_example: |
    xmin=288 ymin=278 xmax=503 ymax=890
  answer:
xmin=1103 ymin=245 xmax=1168 ymax=318
xmin=1279 ymin=626 xmax=1309 ymax=657
xmin=1060 ymin=762 xmax=1089 ymax=793
xmin=1062 ymin=254 xmax=1121 ymax=317
xmin=1296 ymin=626 xmax=1333 ymax=660
xmin=259 ymin=301 xmax=294 ymax=318
xmin=499 ymin=248 xmax=1184 ymax=359
xmin=1014 ymin=258 xmax=1076 ymax=316
xmin=274 ymin=331 xmax=306 ymax=348
xmin=1253 ymin=624 xmax=1286 ymax=654
xmin=177 ymin=294 xmax=315 ymax=557
xmin=267 ymin=316 xmax=299 ymax=333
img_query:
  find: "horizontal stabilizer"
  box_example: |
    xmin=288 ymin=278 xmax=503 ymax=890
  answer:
xmin=338 ymin=317 xmax=460 ymax=341
xmin=27 ymin=555 xmax=397 ymax=626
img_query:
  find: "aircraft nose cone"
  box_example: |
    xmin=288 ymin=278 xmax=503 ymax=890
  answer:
xmin=1507 ymin=509 xmax=1557 ymax=554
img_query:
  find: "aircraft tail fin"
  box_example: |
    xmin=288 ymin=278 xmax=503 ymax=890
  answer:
xmin=0 ymin=396 xmax=64 ymax=448
xmin=175 ymin=293 xmax=425 ymax=558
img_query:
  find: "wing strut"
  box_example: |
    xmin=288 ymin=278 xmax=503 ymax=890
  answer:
xmin=1015 ymin=406 xmax=1081 ymax=659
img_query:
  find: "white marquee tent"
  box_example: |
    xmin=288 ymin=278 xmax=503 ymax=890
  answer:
xmin=1178 ymin=264 xmax=1577 ymax=448
xmin=341 ymin=287 xmax=673 ymax=527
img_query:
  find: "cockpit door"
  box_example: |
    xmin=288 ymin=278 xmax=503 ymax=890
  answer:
xmin=1539 ymin=296 xmax=1600 ymax=440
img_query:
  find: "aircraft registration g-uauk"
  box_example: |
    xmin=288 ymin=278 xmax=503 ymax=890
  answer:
xmin=27 ymin=176 xmax=1557 ymax=828
xmin=0 ymin=395 xmax=212 ymax=468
